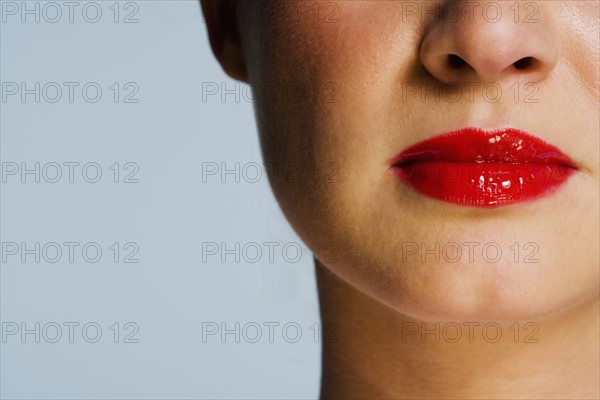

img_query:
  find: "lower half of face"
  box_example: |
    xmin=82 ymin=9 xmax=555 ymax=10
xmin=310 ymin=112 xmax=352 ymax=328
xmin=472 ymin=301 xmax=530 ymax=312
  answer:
xmin=240 ymin=0 xmax=599 ymax=321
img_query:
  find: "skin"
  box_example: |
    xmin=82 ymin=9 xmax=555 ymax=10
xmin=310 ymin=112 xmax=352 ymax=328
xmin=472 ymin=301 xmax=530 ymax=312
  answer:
xmin=202 ymin=1 xmax=600 ymax=398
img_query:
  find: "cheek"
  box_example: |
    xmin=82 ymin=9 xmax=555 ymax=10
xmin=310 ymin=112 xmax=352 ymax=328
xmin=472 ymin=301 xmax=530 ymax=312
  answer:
xmin=244 ymin=2 xmax=419 ymax=224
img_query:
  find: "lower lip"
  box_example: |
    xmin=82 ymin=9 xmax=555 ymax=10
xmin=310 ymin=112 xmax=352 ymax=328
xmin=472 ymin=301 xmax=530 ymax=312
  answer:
xmin=391 ymin=129 xmax=577 ymax=208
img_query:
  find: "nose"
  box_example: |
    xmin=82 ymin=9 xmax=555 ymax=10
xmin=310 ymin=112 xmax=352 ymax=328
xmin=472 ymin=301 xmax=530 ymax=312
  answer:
xmin=419 ymin=1 xmax=558 ymax=84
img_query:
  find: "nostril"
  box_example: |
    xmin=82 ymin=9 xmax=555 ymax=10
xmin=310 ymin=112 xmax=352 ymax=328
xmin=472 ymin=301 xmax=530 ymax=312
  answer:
xmin=447 ymin=54 xmax=467 ymax=69
xmin=514 ymin=57 xmax=534 ymax=69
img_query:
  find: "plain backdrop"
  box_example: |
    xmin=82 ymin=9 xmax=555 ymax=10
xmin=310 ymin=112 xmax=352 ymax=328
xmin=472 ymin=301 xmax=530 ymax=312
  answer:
xmin=0 ymin=1 xmax=321 ymax=398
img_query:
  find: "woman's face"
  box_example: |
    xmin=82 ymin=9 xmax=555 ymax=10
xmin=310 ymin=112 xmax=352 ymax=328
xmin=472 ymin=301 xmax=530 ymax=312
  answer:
xmin=230 ymin=1 xmax=599 ymax=320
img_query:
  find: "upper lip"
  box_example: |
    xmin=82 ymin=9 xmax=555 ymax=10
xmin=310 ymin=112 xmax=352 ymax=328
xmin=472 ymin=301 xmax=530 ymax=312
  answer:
xmin=390 ymin=127 xmax=577 ymax=169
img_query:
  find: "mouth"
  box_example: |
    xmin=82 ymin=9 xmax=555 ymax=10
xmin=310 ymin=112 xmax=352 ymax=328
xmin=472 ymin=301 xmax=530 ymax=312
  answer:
xmin=390 ymin=128 xmax=578 ymax=208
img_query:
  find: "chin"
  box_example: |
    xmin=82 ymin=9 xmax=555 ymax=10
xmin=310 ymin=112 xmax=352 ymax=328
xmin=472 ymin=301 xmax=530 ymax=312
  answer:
xmin=314 ymin=243 xmax=599 ymax=323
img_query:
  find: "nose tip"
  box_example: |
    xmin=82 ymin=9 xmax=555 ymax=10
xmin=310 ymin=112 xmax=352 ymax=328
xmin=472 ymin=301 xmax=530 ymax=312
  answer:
xmin=420 ymin=2 xmax=558 ymax=84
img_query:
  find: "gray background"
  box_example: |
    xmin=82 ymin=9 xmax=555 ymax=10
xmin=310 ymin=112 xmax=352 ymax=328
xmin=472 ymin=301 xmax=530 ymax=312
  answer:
xmin=0 ymin=1 xmax=321 ymax=398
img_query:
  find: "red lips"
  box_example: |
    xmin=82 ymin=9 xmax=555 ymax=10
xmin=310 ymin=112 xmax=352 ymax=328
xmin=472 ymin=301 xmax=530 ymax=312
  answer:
xmin=391 ymin=128 xmax=577 ymax=208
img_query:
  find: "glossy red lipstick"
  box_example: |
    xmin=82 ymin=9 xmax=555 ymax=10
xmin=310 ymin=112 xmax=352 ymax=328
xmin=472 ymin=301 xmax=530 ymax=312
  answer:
xmin=391 ymin=128 xmax=577 ymax=208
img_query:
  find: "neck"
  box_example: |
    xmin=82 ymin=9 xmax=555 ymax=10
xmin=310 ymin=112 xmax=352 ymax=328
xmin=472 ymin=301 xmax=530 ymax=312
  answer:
xmin=316 ymin=259 xmax=600 ymax=399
